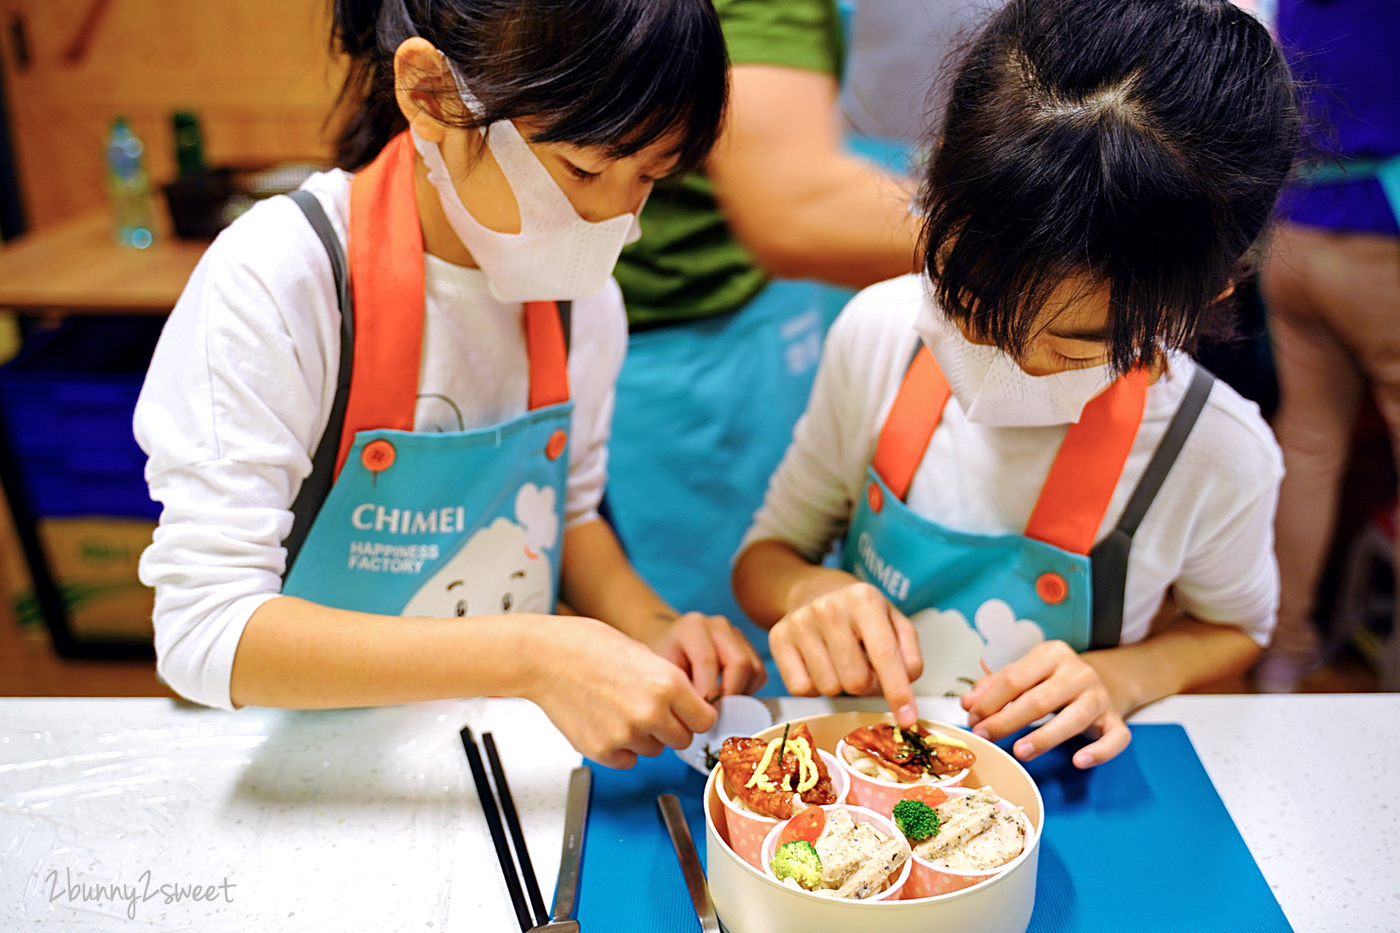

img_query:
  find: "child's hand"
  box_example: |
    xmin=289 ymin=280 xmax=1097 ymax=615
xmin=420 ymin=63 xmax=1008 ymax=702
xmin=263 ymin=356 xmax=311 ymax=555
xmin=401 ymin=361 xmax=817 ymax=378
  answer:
xmin=769 ymin=581 xmax=924 ymax=728
xmin=527 ymin=616 xmax=719 ymax=769
xmin=644 ymin=611 xmax=767 ymax=699
xmin=960 ymin=641 xmax=1131 ymax=769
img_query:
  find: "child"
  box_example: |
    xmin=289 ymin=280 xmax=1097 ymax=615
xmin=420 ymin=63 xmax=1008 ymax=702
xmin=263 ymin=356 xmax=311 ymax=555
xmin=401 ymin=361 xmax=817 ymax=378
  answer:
xmin=732 ymin=0 xmax=1300 ymax=767
xmin=135 ymin=0 xmax=763 ymax=769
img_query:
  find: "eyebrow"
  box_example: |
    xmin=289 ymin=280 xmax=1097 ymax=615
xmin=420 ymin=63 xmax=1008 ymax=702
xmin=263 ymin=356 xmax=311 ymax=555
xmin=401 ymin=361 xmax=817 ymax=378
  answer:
xmin=447 ymin=581 xmax=464 ymax=591
xmin=510 ymin=571 xmax=526 ymax=579
xmin=1045 ymin=326 xmax=1110 ymax=342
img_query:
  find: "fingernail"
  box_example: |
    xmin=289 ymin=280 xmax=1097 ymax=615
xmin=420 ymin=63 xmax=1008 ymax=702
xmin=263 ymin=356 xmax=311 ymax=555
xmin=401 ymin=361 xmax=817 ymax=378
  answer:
xmin=1014 ymin=739 xmax=1034 ymax=759
xmin=972 ymin=725 xmax=990 ymax=740
xmin=897 ymin=703 xmax=918 ymax=725
xmin=1073 ymin=751 xmax=1094 ymax=769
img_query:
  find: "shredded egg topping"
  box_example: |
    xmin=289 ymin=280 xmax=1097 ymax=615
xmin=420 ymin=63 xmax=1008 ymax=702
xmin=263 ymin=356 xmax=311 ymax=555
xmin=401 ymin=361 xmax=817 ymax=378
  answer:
xmin=745 ymin=736 xmax=820 ymax=794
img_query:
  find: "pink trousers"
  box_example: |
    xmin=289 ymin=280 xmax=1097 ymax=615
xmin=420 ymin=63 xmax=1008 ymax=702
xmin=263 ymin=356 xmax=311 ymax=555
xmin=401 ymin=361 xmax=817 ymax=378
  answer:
xmin=1261 ymin=223 xmax=1400 ymax=661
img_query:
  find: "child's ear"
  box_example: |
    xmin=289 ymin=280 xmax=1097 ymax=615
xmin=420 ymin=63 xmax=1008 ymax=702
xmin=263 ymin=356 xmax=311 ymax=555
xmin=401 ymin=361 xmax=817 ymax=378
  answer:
xmin=393 ymin=37 xmax=455 ymax=144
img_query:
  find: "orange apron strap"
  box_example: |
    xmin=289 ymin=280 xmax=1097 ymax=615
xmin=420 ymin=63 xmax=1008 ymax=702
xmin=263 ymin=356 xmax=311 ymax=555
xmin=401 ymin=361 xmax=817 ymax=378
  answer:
xmin=871 ymin=346 xmax=951 ymax=501
xmin=1024 ymin=369 xmax=1149 ymax=555
xmin=525 ymin=301 xmax=571 ymax=409
xmin=337 ymin=131 xmax=426 ymax=476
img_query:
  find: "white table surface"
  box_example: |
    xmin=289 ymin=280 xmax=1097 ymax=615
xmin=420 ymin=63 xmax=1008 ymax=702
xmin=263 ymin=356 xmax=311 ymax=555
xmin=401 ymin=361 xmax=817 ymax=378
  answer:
xmin=1 ymin=693 xmax=1396 ymax=932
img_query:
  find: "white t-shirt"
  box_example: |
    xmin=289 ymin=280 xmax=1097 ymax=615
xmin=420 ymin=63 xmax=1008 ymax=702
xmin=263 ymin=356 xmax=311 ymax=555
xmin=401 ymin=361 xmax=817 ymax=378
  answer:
xmin=742 ymin=274 xmax=1282 ymax=650
xmin=135 ymin=170 xmax=628 ymax=710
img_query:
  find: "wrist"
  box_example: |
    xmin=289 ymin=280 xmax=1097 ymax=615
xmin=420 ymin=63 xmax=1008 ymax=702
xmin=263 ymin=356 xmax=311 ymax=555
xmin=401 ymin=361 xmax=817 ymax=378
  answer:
xmin=784 ymin=567 xmax=858 ymax=615
xmin=1083 ymin=649 xmax=1146 ymax=716
xmin=483 ymin=614 xmax=556 ymax=702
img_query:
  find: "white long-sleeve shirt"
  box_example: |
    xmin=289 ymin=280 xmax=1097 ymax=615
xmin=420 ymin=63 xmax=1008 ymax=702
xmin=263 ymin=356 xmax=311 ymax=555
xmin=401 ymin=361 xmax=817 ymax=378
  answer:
xmin=742 ymin=274 xmax=1283 ymax=647
xmin=135 ymin=170 xmax=628 ymax=709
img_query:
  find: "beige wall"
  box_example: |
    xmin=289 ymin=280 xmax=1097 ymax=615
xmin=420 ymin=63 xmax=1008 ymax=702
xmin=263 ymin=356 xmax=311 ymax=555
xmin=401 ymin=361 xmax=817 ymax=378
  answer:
xmin=0 ymin=0 xmax=347 ymax=231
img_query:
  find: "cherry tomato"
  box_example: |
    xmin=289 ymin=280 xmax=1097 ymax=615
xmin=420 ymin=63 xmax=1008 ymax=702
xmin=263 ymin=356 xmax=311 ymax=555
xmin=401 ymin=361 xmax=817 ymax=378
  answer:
xmin=777 ymin=806 xmax=827 ymax=847
xmin=903 ymin=785 xmax=948 ymax=808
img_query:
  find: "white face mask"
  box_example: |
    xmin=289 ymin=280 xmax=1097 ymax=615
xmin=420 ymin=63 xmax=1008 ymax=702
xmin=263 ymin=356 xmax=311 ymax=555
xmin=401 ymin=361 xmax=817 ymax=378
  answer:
xmin=913 ymin=292 xmax=1114 ymax=427
xmin=409 ymin=61 xmax=644 ymax=303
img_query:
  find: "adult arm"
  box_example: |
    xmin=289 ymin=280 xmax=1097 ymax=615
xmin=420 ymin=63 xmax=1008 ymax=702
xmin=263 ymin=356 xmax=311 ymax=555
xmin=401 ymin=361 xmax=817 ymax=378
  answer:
xmin=708 ymin=64 xmax=921 ymax=287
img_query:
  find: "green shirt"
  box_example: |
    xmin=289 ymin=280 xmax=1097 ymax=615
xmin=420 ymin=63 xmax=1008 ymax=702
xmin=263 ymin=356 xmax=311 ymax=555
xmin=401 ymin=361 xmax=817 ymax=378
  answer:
xmin=614 ymin=0 xmax=845 ymax=328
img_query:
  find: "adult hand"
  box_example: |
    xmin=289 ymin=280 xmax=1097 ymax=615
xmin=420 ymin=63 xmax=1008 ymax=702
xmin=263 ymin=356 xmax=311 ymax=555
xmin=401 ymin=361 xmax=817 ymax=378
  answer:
xmin=768 ymin=581 xmax=923 ymax=728
xmin=961 ymin=640 xmax=1131 ymax=768
xmin=526 ymin=617 xmax=718 ymax=769
xmin=643 ymin=611 xmax=767 ymax=700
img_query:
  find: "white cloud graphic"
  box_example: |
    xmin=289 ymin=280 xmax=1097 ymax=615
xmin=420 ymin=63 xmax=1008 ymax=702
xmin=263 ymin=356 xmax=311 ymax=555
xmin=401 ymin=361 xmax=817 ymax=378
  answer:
xmin=514 ymin=483 xmax=558 ymax=554
xmin=401 ymin=517 xmax=552 ymax=618
xmin=972 ymin=598 xmax=1045 ymax=671
xmin=908 ymin=607 xmax=987 ymax=697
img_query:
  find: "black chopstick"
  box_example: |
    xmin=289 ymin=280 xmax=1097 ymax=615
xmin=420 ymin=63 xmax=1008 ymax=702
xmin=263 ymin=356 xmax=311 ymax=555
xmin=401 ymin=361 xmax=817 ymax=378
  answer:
xmin=460 ymin=726 xmax=532 ymax=932
xmin=483 ymin=732 xmax=550 ymax=927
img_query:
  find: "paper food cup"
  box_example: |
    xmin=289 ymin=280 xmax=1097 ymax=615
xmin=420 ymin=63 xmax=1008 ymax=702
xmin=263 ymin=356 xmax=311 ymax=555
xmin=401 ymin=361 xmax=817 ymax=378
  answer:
xmin=899 ymin=786 xmax=1038 ymax=900
xmin=835 ymin=730 xmax=970 ymax=814
xmin=717 ymin=748 xmax=849 ymax=869
xmin=759 ymin=804 xmax=912 ymax=902
xmin=704 ymin=711 xmax=1043 ymax=933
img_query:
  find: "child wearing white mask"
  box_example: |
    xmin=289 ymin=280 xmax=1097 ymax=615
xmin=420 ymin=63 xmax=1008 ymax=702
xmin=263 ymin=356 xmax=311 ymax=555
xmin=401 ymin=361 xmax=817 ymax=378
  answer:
xmin=134 ymin=0 xmax=764 ymax=769
xmin=732 ymin=0 xmax=1300 ymax=768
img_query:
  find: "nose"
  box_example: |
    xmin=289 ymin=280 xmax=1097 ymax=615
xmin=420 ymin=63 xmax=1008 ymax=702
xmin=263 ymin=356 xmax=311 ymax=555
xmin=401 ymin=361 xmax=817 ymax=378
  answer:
xmin=578 ymin=177 xmax=651 ymax=224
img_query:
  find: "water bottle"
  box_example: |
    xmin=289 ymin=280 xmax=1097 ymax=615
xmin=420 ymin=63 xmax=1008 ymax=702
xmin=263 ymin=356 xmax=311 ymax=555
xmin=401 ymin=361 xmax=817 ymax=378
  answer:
xmin=172 ymin=110 xmax=207 ymax=178
xmin=105 ymin=116 xmax=155 ymax=249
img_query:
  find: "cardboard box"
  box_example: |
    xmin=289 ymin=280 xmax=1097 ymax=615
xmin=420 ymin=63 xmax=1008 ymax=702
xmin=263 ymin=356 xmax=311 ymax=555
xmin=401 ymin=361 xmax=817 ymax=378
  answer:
xmin=0 ymin=518 xmax=155 ymax=640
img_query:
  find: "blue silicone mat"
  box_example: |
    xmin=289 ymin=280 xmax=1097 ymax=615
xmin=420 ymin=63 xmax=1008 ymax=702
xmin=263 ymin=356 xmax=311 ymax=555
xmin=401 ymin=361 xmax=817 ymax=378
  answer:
xmin=578 ymin=723 xmax=1292 ymax=933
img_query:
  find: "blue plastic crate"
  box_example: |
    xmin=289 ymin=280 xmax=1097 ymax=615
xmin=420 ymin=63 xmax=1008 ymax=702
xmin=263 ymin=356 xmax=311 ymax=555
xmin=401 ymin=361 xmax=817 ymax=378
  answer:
xmin=0 ymin=317 xmax=166 ymax=520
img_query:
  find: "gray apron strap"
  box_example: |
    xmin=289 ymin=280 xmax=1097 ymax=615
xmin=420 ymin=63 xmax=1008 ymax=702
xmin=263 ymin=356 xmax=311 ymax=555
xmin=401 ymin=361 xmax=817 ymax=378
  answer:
xmin=283 ymin=190 xmax=354 ymax=579
xmin=1088 ymin=364 xmax=1216 ymax=649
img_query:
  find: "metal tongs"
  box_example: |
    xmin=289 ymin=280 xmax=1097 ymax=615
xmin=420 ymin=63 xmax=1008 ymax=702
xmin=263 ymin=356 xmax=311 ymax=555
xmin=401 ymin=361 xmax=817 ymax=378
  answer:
xmin=461 ymin=727 xmax=592 ymax=931
xmin=657 ymin=793 xmax=721 ymax=933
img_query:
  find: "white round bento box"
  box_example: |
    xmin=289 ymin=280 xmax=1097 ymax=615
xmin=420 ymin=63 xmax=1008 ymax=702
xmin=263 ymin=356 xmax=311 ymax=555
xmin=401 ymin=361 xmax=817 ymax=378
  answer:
xmin=703 ymin=712 xmax=1044 ymax=933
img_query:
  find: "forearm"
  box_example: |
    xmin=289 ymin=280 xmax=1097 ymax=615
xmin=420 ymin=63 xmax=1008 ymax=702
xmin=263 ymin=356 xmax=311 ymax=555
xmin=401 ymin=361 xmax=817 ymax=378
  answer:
xmin=709 ymin=64 xmax=920 ymax=289
xmin=1085 ymin=615 xmax=1262 ymax=716
xmin=229 ymin=596 xmax=545 ymax=708
xmin=721 ymin=159 xmax=920 ymax=287
xmin=731 ymin=538 xmax=856 ymax=629
xmin=559 ymin=518 xmax=675 ymax=642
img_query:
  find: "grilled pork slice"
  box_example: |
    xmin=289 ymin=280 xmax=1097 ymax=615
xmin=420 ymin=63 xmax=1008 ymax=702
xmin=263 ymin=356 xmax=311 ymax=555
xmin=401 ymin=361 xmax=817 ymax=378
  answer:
xmin=843 ymin=723 xmax=976 ymax=782
xmin=718 ymin=723 xmax=834 ymax=820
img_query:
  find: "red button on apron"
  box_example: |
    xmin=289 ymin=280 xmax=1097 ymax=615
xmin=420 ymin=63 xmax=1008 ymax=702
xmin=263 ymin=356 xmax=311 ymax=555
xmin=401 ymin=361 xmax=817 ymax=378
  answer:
xmin=545 ymin=429 xmax=568 ymax=461
xmin=361 ymin=439 xmax=396 ymax=473
xmin=867 ymin=482 xmax=884 ymax=513
xmin=1036 ymin=572 xmax=1068 ymax=605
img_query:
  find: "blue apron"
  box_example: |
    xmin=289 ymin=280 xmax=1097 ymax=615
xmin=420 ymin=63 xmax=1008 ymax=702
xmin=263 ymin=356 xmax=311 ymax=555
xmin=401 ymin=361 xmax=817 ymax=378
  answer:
xmin=606 ymin=278 xmax=841 ymax=690
xmin=841 ymin=347 xmax=1214 ymax=696
xmin=278 ymin=133 xmax=571 ymax=618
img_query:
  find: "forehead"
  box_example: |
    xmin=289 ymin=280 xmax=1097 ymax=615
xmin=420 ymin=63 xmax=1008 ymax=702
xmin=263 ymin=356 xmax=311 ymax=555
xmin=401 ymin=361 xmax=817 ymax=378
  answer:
xmin=1038 ymin=277 xmax=1111 ymax=338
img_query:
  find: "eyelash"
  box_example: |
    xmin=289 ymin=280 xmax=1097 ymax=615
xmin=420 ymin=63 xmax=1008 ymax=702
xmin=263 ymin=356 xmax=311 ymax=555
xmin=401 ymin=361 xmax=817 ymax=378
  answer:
xmin=1048 ymin=348 xmax=1102 ymax=368
xmin=568 ymin=164 xmax=600 ymax=182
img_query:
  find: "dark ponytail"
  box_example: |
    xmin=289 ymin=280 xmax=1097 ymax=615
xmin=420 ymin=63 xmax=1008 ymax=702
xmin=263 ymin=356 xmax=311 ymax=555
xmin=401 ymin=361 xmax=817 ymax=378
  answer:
xmin=328 ymin=0 xmax=728 ymax=174
xmin=916 ymin=0 xmax=1303 ymax=374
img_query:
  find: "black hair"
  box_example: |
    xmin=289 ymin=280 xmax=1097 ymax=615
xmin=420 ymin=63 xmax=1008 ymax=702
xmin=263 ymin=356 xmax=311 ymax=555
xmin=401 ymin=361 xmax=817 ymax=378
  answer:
xmin=330 ymin=0 xmax=728 ymax=175
xmin=917 ymin=0 xmax=1303 ymax=373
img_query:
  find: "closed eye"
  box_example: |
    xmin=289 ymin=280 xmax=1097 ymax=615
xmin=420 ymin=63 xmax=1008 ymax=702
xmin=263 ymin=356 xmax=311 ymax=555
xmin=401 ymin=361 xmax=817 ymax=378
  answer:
xmin=567 ymin=162 xmax=600 ymax=181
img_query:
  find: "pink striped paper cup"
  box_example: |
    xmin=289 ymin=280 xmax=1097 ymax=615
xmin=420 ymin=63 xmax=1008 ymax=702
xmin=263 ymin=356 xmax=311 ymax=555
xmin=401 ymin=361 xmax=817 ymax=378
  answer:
xmin=716 ymin=748 xmax=849 ymax=869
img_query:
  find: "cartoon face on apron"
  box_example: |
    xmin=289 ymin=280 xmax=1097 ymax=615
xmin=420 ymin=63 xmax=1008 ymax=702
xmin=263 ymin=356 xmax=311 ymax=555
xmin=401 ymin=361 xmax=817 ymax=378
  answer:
xmin=841 ymin=347 xmax=1150 ymax=697
xmin=280 ymin=131 xmax=572 ymax=618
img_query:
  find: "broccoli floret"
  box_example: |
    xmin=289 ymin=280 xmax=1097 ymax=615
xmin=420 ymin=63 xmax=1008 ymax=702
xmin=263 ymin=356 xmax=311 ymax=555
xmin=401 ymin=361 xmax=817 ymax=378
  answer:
xmin=769 ymin=840 xmax=823 ymax=890
xmin=892 ymin=799 xmax=941 ymax=841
